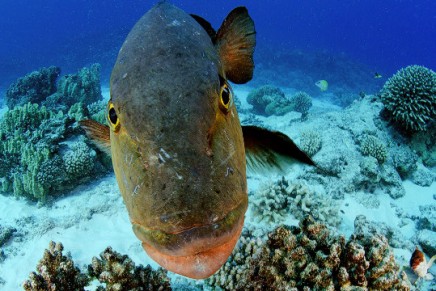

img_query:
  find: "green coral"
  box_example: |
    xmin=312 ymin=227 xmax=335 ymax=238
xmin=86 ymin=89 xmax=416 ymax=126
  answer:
xmin=247 ymin=85 xmax=287 ymax=116
xmin=87 ymin=100 xmax=107 ymax=124
xmin=300 ymin=130 xmax=322 ymax=157
xmin=57 ymin=63 xmax=102 ymax=107
xmin=5 ymin=66 xmax=60 ymax=109
xmin=360 ymin=135 xmax=388 ymax=164
xmin=63 ymin=141 xmax=96 ymax=179
xmin=380 ymin=65 xmax=436 ymax=132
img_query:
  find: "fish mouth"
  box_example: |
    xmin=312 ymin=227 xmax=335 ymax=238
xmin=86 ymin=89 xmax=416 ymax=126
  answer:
xmin=131 ymin=199 xmax=247 ymax=279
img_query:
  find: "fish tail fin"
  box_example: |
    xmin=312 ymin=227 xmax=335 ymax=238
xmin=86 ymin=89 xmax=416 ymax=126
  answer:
xmin=216 ymin=7 xmax=256 ymax=84
xmin=80 ymin=120 xmax=111 ymax=155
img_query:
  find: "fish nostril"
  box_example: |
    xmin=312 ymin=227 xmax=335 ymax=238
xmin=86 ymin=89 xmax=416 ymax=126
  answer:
xmin=160 ymin=214 xmax=170 ymax=224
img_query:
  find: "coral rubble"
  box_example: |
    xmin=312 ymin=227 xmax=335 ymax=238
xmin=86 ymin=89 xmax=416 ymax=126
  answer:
xmin=236 ymin=216 xmax=411 ymax=290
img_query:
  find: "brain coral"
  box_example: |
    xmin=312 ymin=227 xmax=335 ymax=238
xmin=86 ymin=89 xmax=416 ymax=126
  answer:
xmin=380 ymin=65 xmax=436 ymax=132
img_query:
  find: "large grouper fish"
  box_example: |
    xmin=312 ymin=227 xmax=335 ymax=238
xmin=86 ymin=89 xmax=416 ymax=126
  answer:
xmin=81 ymin=2 xmax=315 ymax=279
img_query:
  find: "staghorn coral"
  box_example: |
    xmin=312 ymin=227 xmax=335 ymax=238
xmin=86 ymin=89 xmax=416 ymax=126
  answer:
xmin=5 ymin=66 xmax=60 ymax=109
xmin=237 ymin=216 xmax=411 ymax=290
xmin=23 ymin=241 xmax=89 ymax=291
xmin=299 ymin=130 xmax=322 ymax=157
xmin=380 ymin=65 xmax=436 ymax=132
xmin=88 ymin=247 xmax=171 ymax=291
xmin=359 ymin=135 xmax=388 ymax=164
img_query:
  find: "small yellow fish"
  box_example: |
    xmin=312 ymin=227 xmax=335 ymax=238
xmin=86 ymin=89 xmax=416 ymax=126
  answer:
xmin=374 ymin=72 xmax=382 ymax=79
xmin=315 ymin=79 xmax=328 ymax=91
xmin=81 ymin=3 xmax=314 ymax=279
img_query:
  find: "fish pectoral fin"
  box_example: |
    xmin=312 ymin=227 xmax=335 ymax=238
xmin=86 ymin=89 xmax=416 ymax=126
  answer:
xmin=79 ymin=119 xmax=111 ymax=155
xmin=190 ymin=14 xmax=217 ymax=41
xmin=215 ymin=7 xmax=255 ymax=84
xmin=242 ymin=125 xmax=316 ymax=172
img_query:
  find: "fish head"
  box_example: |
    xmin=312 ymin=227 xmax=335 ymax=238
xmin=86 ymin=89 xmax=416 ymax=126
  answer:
xmin=107 ymin=3 xmax=255 ymax=279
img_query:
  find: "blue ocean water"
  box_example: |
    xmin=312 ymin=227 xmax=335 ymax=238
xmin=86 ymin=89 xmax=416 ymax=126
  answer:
xmin=1 ymin=0 xmax=435 ymax=91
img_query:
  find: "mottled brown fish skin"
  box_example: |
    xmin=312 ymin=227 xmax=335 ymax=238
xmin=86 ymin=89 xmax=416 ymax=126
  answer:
xmin=109 ymin=3 xmax=247 ymax=278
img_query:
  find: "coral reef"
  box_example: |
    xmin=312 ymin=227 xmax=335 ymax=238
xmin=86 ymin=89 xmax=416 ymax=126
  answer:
xmin=380 ymin=65 xmax=436 ymax=132
xmin=60 ymin=64 xmax=102 ymax=107
xmin=246 ymin=86 xmax=312 ymax=117
xmin=417 ymin=230 xmax=436 ymax=256
xmin=391 ymin=145 xmax=418 ymax=179
xmin=246 ymin=85 xmax=287 ymax=116
xmin=22 ymin=241 xmax=89 ymax=291
xmin=251 ymin=177 xmax=341 ymax=227
xmin=23 ymin=242 xmax=172 ymax=290
xmin=88 ymin=247 xmax=171 ymax=291
xmin=411 ymin=168 xmax=435 ymax=187
xmin=299 ymin=130 xmax=322 ymax=157
xmin=236 ymin=216 xmax=411 ymax=290
xmin=359 ymin=134 xmax=388 ymax=164
xmin=0 ymin=65 xmax=110 ymax=203
xmin=205 ymin=226 xmax=266 ymax=290
xmin=0 ymin=224 xmax=16 ymax=247
xmin=5 ymin=66 xmax=60 ymax=109
xmin=409 ymin=124 xmax=436 ymax=167
xmin=289 ymin=91 xmax=312 ymax=119
xmin=0 ymin=102 xmax=109 ymax=202
xmin=63 ymin=141 xmax=96 ymax=179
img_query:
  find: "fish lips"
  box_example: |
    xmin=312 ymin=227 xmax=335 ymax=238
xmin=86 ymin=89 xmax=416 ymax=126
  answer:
xmin=131 ymin=198 xmax=247 ymax=279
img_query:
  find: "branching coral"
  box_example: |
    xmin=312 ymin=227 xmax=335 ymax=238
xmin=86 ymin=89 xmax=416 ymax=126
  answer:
xmin=380 ymin=65 xmax=436 ymax=132
xmin=360 ymin=135 xmax=388 ymax=164
xmin=205 ymin=227 xmax=265 ymax=290
xmin=236 ymin=216 xmax=411 ymax=290
xmin=251 ymin=177 xmax=341 ymax=227
xmin=88 ymin=247 xmax=171 ymax=291
xmin=289 ymin=91 xmax=312 ymax=119
xmin=6 ymin=66 xmax=60 ymax=109
xmin=299 ymin=130 xmax=322 ymax=157
xmin=23 ymin=241 xmax=89 ymax=291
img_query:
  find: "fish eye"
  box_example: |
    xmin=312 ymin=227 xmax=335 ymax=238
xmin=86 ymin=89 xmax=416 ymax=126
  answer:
xmin=107 ymin=102 xmax=120 ymax=132
xmin=219 ymin=82 xmax=233 ymax=113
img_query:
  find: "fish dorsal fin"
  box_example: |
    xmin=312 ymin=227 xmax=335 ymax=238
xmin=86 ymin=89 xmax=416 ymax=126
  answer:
xmin=79 ymin=119 xmax=111 ymax=155
xmin=242 ymin=125 xmax=315 ymax=172
xmin=190 ymin=14 xmax=217 ymax=41
xmin=215 ymin=7 xmax=256 ymax=84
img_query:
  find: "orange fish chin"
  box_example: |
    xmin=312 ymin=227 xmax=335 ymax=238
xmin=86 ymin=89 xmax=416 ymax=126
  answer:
xmin=142 ymin=215 xmax=244 ymax=279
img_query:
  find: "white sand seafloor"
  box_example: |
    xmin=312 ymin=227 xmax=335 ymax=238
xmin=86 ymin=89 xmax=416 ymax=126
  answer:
xmin=0 ymin=86 xmax=435 ymax=290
